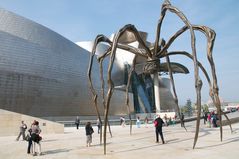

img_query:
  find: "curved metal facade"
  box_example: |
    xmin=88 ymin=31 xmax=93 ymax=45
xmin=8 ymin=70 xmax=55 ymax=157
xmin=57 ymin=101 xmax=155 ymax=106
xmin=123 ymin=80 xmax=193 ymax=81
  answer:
xmin=0 ymin=9 xmax=134 ymax=117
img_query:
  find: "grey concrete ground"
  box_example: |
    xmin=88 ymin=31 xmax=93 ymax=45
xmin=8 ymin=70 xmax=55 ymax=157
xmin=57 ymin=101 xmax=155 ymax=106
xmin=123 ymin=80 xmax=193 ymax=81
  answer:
xmin=1 ymin=113 xmax=239 ymax=159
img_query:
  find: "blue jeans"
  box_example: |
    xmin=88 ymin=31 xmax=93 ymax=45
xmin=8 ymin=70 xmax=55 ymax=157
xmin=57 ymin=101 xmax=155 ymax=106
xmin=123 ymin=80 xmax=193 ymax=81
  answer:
xmin=27 ymin=138 xmax=32 ymax=153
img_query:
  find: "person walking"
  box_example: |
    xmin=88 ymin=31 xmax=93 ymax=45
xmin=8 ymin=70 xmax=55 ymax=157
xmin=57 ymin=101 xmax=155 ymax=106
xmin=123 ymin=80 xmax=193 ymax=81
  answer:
xmin=203 ymin=112 xmax=208 ymax=125
xmin=120 ymin=116 xmax=125 ymax=127
xmin=16 ymin=121 xmax=27 ymax=141
xmin=180 ymin=113 xmax=185 ymax=127
xmin=154 ymin=115 xmax=165 ymax=144
xmin=136 ymin=116 xmax=141 ymax=128
xmin=207 ymin=113 xmax=211 ymax=128
xmin=172 ymin=116 xmax=176 ymax=126
xmin=75 ymin=116 xmax=80 ymax=129
xmin=144 ymin=116 xmax=149 ymax=128
xmin=85 ymin=122 xmax=94 ymax=147
xmin=211 ymin=112 xmax=218 ymax=128
xmin=164 ymin=114 xmax=168 ymax=126
xmin=96 ymin=118 xmax=101 ymax=134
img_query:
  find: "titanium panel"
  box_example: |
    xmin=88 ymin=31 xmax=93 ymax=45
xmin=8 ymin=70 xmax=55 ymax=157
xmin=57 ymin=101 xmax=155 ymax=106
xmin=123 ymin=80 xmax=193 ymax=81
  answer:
xmin=0 ymin=9 xmax=134 ymax=117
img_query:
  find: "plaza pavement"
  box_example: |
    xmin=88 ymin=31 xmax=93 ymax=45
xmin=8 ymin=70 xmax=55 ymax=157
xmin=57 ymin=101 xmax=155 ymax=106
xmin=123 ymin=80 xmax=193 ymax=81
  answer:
xmin=0 ymin=114 xmax=239 ymax=159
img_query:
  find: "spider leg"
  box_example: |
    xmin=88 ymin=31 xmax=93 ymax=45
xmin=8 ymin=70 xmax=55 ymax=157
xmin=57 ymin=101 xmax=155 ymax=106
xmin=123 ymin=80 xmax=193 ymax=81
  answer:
xmin=98 ymin=45 xmax=149 ymax=138
xmin=154 ymin=2 xmax=203 ymax=112
xmin=155 ymin=0 xmax=196 ymax=57
xmin=97 ymin=43 xmax=148 ymax=137
xmin=125 ymin=56 xmax=138 ymax=135
xmin=99 ymin=48 xmax=141 ymax=138
xmin=158 ymin=38 xmax=188 ymax=131
xmin=99 ymin=57 xmax=113 ymax=138
xmin=158 ymin=23 xmax=201 ymax=149
xmin=94 ymin=33 xmax=148 ymax=154
xmin=157 ymin=26 xmax=188 ymax=58
xmin=103 ymin=45 xmax=116 ymax=155
xmin=221 ymin=110 xmax=233 ymax=133
xmin=165 ymin=53 xmax=187 ymax=131
xmin=154 ymin=2 xmax=204 ymax=148
xmin=98 ymin=43 xmax=147 ymax=62
xmin=99 ymin=52 xmax=108 ymax=142
xmin=194 ymin=77 xmax=203 ymax=149
xmin=90 ymin=35 xmax=146 ymax=142
xmin=103 ymin=24 xmax=151 ymax=154
xmin=98 ymin=61 xmax=103 ymax=142
xmin=97 ymin=42 xmax=145 ymax=146
xmin=154 ymin=0 xmax=170 ymax=54
xmin=99 ymin=46 xmax=145 ymax=138
xmin=167 ymin=52 xmax=212 ymax=139
xmin=98 ymin=45 xmax=147 ymax=135
xmin=160 ymin=24 xmax=232 ymax=136
xmin=88 ymin=34 xmax=112 ymax=145
xmin=99 ymin=47 xmax=146 ymax=141
xmin=194 ymin=26 xmax=223 ymax=141
xmin=158 ymin=2 xmax=201 ymax=149
xmin=166 ymin=51 xmax=211 ymax=83
xmin=167 ymin=51 xmax=233 ymax=134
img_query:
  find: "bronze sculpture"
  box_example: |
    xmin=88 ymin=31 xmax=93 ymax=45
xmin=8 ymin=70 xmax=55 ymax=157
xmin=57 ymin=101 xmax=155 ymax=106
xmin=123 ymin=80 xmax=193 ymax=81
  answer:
xmin=87 ymin=0 xmax=232 ymax=154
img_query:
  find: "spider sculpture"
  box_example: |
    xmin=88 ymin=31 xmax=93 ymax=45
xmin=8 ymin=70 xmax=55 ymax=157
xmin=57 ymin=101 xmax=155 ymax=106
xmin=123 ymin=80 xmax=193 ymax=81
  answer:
xmin=87 ymin=0 xmax=232 ymax=155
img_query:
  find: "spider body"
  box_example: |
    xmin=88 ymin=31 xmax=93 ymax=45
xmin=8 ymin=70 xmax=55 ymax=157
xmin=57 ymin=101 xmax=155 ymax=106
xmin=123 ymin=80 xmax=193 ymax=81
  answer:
xmin=143 ymin=58 xmax=161 ymax=74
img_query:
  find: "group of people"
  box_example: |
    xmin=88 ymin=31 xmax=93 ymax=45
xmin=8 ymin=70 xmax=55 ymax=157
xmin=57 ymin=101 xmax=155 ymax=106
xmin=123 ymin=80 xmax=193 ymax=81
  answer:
xmin=17 ymin=115 xmax=168 ymax=156
xmin=75 ymin=115 xmax=166 ymax=147
xmin=16 ymin=112 xmax=222 ymax=155
xmin=119 ymin=115 xmax=166 ymax=144
xmin=16 ymin=120 xmax=42 ymax=156
xmin=162 ymin=114 xmax=178 ymax=127
xmin=120 ymin=116 xmax=150 ymax=128
xmin=203 ymin=111 xmax=218 ymax=128
xmin=134 ymin=114 xmax=185 ymax=144
xmin=136 ymin=116 xmax=151 ymax=128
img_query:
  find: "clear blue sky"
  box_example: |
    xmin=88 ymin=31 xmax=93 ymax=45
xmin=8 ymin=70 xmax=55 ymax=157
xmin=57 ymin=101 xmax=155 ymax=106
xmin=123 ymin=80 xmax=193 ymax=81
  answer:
xmin=1 ymin=0 xmax=239 ymax=105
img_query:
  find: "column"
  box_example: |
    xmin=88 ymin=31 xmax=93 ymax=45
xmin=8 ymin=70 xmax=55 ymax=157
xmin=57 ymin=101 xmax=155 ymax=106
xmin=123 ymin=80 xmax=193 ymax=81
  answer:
xmin=153 ymin=72 xmax=161 ymax=113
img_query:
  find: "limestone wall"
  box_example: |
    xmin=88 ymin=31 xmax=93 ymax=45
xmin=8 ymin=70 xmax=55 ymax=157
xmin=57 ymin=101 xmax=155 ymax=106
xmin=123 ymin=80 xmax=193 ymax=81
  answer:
xmin=0 ymin=109 xmax=64 ymax=136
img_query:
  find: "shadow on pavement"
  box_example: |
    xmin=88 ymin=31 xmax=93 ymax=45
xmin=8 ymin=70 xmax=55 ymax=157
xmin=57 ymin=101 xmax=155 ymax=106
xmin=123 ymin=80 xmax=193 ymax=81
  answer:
xmin=43 ymin=148 xmax=72 ymax=155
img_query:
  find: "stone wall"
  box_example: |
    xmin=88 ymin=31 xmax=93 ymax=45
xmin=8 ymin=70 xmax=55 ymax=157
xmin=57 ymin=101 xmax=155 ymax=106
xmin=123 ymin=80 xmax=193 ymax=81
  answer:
xmin=0 ymin=109 xmax=64 ymax=136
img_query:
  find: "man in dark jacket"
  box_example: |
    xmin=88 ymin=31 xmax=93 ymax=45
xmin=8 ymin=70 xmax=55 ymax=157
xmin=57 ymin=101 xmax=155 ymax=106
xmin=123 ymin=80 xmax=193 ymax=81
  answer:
xmin=154 ymin=115 xmax=165 ymax=144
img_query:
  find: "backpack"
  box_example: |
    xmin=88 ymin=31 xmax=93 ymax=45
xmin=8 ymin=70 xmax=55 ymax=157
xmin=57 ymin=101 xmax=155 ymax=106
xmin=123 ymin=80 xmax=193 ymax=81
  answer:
xmin=154 ymin=120 xmax=158 ymax=127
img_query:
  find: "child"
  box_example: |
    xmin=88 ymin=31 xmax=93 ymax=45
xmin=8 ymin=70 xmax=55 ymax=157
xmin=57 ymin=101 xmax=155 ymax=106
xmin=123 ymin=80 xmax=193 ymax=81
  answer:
xmin=85 ymin=122 xmax=94 ymax=147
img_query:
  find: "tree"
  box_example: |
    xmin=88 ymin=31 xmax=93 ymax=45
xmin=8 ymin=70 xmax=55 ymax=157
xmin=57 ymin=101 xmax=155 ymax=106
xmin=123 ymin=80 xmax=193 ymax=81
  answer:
xmin=202 ymin=104 xmax=209 ymax=113
xmin=185 ymin=99 xmax=193 ymax=117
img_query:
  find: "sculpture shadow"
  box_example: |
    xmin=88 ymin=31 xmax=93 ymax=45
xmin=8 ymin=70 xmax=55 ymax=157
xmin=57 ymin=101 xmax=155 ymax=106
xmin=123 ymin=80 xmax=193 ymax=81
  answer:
xmin=113 ymin=143 xmax=165 ymax=154
xmin=43 ymin=148 xmax=72 ymax=155
xmin=165 ymin=126 xmax=238 ymax=148
xmin=113 ymin=138 xmax=179 ymax=154
xmin=116 ymin=136 xmax=152 ymax=144
xmin=42 ymin=139 xmax=58 ymax=142
xmin=92 ymin=142 xmax=112 ymax=147
xmin=196 ymin=136 xmax=239 ymax=149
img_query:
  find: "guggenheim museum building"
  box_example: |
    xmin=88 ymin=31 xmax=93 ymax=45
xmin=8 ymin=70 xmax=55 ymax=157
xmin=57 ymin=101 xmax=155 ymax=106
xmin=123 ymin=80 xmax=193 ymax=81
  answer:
xmin=0 ymin=8 xmax=187 ymax=120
